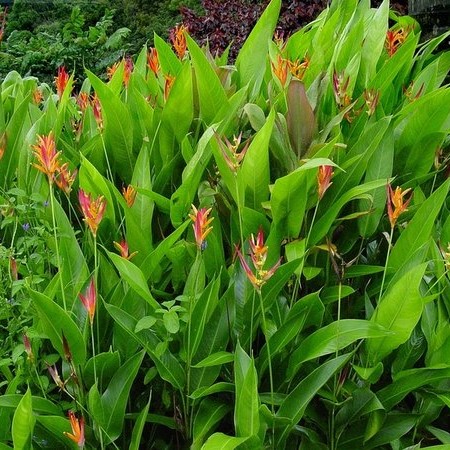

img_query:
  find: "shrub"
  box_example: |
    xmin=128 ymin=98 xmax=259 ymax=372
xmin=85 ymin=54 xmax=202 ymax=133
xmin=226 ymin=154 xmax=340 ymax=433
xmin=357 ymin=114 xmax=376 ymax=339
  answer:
xmin=0 ymin=0 xmax=449 ymax=448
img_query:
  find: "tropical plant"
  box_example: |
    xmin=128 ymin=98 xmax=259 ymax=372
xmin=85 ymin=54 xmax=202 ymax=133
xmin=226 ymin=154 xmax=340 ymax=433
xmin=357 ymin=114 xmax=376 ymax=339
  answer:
xmin=0 ymin=0 xmax=450 ymax=448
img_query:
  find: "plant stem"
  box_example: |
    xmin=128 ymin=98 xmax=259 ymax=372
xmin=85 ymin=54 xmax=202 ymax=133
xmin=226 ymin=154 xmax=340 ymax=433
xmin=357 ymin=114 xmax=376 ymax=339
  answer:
xmin=235 ymin=175 xmax=244 ymax=247
xmin=258 ymin=290 xmax=275 ymax=448
xmin=100 ymin=133 xmax=114 ymax=185
xmin=378 ymin=227 xmax=394 ymax=303
xmin=49 ymin=182 xmax=67 ymax=311
xmin=249 ymin=289 xmax=256 ymax=355
xmin=185 ymin=250 xmax=202 ymax=439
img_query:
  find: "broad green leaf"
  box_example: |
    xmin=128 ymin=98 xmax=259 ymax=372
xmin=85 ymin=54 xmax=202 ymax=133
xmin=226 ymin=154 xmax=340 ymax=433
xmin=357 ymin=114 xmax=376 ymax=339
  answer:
xmin=234 ymin=342 xmax=260 ymax=437
xmin=258 ymin=291 xmax=324 ymax=376
xmin=29 ymin=289 xmax=86 ymax=366
xmin=0 ymin=93 xmax=30 ymax=188
xmin=395 ymin=89 xmax=450 ymax=177
xmin=309 ymin=179 xmax=388 ymax=246
xmin=378 ymin=367 xmax=450 ymax=409
xmin=187 ymin=35 xmax=229 ymax=124
xmin=270 ymin=157 xmax=337 ymax=238
xmin=189 ymin=276 xmax=221 ymax=362
xmin=389 ymin=179 xmax=450 ymax=273
xmin=335 ymin=388 xmax=384 ymax=430
xmin=107 ymin=250 xmax=159 ymax=311
xmin=235 ymin=0 xmax=281 ymax=96
xmin=161 ymin=61 xmax=193 ymax=142
xmin=286 ymin=80 xmax=315 ymax=157
xmin=154 ymin=33 xmax=182 ymax=76
xmin=170 ymin=127 xmax=215 ymax=226
xmin=364 ymin=414 xmax=418 ymax=449
xmin=0 ymin=395 xmax=61 ymax=415
xmin=79 ymin=154 xmax=116 ymax=227
xmin=192 ymin=352 xmax=234 ymax=369
xmin=105 ymin=303 xmax=185 ymax=390
xmin=129 ymin=396 xmax=151 ymax=450
xmin=140 ymin=220 xmax=190 ymax=280
xmin=287 ymin=320 xmax=391 ymax=378
xmin=87 ymin=70 xmax=135 ymax=181
xmin=360 ymin=0 xmax=389 ymax=84
xmin=37 ymin=415 xmax=80 ymax=450
xmin=276 ymin=353 xmax=352 ymax=445
xmin=192 ymin=399 xmax=231 ymax=450
xmin=239 ymin=109 xmax=275 ymax=211
xmin=89 ymin=351 xmax=144 ymax=443
xmin=201 ymin=433 xmax=249 ymax=450
xmin=367 ymin=264 xmax=427 ymax=364
xmin=49 ymin=195 xmax=89 ymax=304
xmin=358 ymin=125 xmax=394 ymax=237
xmin=12 ymin=388 xmax=34 ymax=450
xmin=190 ymin=382 xmax=235 ymax=400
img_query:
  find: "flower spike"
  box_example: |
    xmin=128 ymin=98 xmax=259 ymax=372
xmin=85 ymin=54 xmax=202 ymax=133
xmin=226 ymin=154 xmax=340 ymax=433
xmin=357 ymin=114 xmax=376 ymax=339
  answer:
xmin=64 ymin=411 xmax=85 ymax=448
xmin=189 ymin=205 xmax=214 ymax=250
xmin=317 ymin=165 xmax=334 ymax=200
xmin=236 ymin=228 xmax=282 ymax=291
xmin=79 ymin=278 xmax=96 ymax=325
xmin=31 ymin=133 xmax=62 ymax=183
xmin=78 ymin=189 xmax=106 ymax=237
xmin=387 ymin=183 xmax=412 ymax=228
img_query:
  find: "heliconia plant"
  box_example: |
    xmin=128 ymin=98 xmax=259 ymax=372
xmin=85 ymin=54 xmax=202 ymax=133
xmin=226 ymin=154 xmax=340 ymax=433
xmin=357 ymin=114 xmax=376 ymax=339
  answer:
xmin=0 ymin=0 xmax=450 ymax=448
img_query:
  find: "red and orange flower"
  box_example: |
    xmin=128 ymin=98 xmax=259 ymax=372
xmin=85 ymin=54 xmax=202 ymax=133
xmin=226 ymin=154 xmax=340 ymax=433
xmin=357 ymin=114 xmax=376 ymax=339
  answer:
xmin=78 ymin=189 xmax=106 ymax=237
xmin=32 ymin=133 xmax=61 ymax=182
xmin=387 ymin=183 xmax=412 ymax=228
xmin=236 ymin=227 xmax=282 ymax=291
xmin=317 ymin=165 xmax=334 ymax=200
xmin=189 ymin=205 xmax=214 ymax=250
xmin=79 ymin=278 xmax=96 ymax=325
xmin=64 ymin=411 xmax=85 ymax=448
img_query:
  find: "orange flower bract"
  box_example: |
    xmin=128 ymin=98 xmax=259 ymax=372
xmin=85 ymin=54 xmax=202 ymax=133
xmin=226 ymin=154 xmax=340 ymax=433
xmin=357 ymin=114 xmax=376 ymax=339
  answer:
xmin=189 ymin=205 xmax=214 ymax=250
xmin=387 ymin=183 xmax=412 ymax=228
xmin=78 ymin=189 xmax=106 ymax=237
xmin=64 ymin=411 xmax=85 ymax=448
xmin=31 ymin=133 xmax=61 ymax=182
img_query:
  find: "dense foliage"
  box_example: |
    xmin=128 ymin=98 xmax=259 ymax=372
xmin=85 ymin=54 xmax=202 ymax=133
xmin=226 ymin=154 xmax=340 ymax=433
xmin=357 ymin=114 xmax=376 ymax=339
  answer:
xmin=0 ymin=0 xmax=450 ymax=448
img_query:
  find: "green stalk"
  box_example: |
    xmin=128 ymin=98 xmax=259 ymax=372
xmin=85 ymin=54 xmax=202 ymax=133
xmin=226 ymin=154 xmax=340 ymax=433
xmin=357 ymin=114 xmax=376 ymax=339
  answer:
xmin=235 ymin=175 xmax=244 ymax=247
xmin=378 ymin=226 xmax=394 ymax=303
xmin=100 ymin=133 xmax=114 ymax=185
xmin=258 ymin=290 xmax=275 ymax=448
xmin=49 ymin=182 xmax=67 ymax=311
xmin=185 ymin=250 xmax=202 ymax=439
xmin=249 ymin=289 xmax=256 ymax=355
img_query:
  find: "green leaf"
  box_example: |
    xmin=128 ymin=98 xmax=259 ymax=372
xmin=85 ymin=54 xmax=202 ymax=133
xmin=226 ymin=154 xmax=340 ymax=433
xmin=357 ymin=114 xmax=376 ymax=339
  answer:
xmin=377 ymin=367 xmax=450 ymax=410
xmin=192 ymin=399 xmax=231 ymax=449
xmin=107 ymin=250 xmax=159 ymax=311
xmin=0 ymin=395 xmax=61 ymax=415
xmin=367 ymin=264 xmax=427 ymax=363
xmin=364 ymin=414 xmax=418 ymax=449
xmin=162 ymin=61 xmax=194 ymax=142
xmin=12 ymin=388 xmax=34 ymax=450
xmin=79 ymin=155 xmax=116 ymax=227
xmin=234 ymin=342 xmax=260 ymax=437
xmin=187 ymin=35 xmax=229 ymax=124
xmin=309 ymin=179 xmax=388 ymax=246
xmin=239 ymin=109 xmax=275 ymax=211
xmin=89 ymin=351 xmax=144 ymax=443
xmin=235 ymin=0 xmax=281 ymax=96
xmin=129 ymin=395 xmax=151 ymax=450
xmin=258 ymin=291 xmax=324 ymax=376
xmin=190 ymin=382 xmax=235 ymax=400
xmin=276 ymin=353 xmax=352 ymax=445
xmin=189 ymin=276 xmax=221 ymax=362
xmin=154 ymin=33 xmax=182 ymax=76
xmin=286 ymin=80 xmax=315 ymax=157
xmin=191 ymin=352 xmax=234 ymax=369
xmin=105 ymin=303 xmax=185 ymax=390
xmin=201 ymin=433 xmax=249 ymax=450
xmin=389 ymin=179 xmax=450 ymax=273
xmin=287 ymin=320 xmax=391 ymax=378
xmin=86 ymin=70 xmax=135 ymax=181
xmin=29 ymin=289 xmax=86 ymax=367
